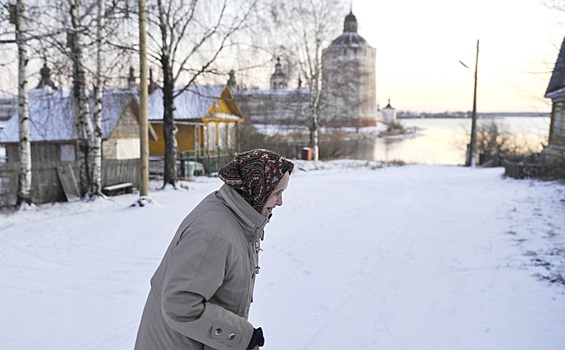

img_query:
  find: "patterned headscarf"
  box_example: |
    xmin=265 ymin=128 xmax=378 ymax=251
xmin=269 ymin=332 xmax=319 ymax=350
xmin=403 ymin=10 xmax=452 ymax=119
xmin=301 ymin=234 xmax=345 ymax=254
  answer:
xmin=218 ymin=149 xmax=294 ymax=213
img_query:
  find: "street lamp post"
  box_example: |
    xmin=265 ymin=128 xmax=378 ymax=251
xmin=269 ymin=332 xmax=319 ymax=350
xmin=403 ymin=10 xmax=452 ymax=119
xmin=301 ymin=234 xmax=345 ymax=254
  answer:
xmin=468 ymin=39 xmax=479 ymax=167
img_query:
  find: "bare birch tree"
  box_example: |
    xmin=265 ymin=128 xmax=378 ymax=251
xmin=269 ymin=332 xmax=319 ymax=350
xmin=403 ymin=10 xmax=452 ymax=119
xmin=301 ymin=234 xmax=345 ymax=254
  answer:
xmin=1 ymin=1 xmax=148 ymax=203
xmin=69 ymin=0 xmax=95 ymax=196
xmin=91 ymin=0 xmax=105 ymax=197
xmin=266 ymin=0 xmax=345 ymax=160
xmin=545 ymin=0 xmax=565 ymax=11
xmin=14 ymin=0 xmax=33 ymax=207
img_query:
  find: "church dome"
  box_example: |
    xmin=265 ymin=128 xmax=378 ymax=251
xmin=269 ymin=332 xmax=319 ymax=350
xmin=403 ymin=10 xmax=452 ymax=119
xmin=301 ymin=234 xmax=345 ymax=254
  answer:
xmin=344 ymin=11 xmax=357 ymax=32
xmin=328 ymin=11 xmax=371 ymax=48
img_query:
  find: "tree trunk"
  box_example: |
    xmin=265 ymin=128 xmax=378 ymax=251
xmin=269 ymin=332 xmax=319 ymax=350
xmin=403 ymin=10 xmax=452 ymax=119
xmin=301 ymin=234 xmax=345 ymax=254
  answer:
xmin=157 ymin=0 xmax=177 ymax=188
xmin=161 ymin=55 xmax=178 ymax=187
xmin=16 ymin=0 xmax=32 ymax=207
xmin=309 ymin=72 xmax=321 ymax=161
xmin=70 ymin=0 xmax=95 ymax=196
xmin=311 ymin=114 xmax=319 ymax=161
xmin=91 ymin=0 xmax=105 ymax=197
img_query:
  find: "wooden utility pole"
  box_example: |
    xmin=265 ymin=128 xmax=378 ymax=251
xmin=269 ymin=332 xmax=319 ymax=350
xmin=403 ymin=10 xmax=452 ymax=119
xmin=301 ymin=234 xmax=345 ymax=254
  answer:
xmin=467 ymin=39 xmax=479 ymax=167
xmin=138 ymin=0 xmax=149 ymax=199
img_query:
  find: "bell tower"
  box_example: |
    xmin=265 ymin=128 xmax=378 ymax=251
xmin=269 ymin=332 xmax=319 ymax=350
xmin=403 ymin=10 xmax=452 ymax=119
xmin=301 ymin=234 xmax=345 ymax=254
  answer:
xmin=270 ymin=58 xmax=287 ymax=90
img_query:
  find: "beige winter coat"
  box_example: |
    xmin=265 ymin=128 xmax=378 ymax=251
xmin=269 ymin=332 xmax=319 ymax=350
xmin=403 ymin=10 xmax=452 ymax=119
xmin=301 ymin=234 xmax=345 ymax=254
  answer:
xmin=134 ymin=184 xmax=269 ymax=350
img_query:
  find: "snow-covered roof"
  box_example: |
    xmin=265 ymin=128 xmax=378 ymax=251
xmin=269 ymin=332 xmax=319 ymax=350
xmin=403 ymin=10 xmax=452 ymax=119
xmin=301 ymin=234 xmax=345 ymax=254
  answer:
xmin=328 ymin=32 xmax=371 ymax=48
xmin=235 ymin=87 xmax=310 ymax=96
xmin=0 ymin=89 xmax=135 ymax=143
xmin=0 ymin=83 xmax=245 ymax=143
xmin=205 ymin=113 xmax=242 ymax=121
xmin=147 ymin=84 xmax=230 ymax=121
xmin=100 ymin=90 xmax=137 ymax=138
xmin=545 ymin=86 xmax=565 ymax=100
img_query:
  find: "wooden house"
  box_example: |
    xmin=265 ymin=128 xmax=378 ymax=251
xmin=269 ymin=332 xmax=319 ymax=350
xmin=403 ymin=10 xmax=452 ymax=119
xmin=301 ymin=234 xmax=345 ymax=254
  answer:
xmin=544 ymin=36 xmax=565 ymax=162
xmin=0 ymin=88 xmax=152 ymax=163
xmin=147 ymin=85 xmax=244 ymax=158
xmin=0 ymin=85 xmax=159 ymax=206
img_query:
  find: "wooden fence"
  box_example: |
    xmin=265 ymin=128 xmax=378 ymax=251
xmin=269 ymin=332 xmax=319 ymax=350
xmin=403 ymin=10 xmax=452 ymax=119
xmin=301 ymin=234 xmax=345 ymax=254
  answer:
xmin=177 ymin=148 xmax=235 ymax=176
xmin=0 ymin=159 xmax=139 ymax=208
xmin=149 ymin=154 xmax=232 ymax=179
xmin=502 ymin=158 xmax=564 ymax=180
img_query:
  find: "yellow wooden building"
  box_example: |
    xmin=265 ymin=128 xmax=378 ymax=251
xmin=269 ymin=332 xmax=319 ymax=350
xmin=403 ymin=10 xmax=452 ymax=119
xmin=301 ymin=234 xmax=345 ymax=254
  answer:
xmin=147 ymin=85 xmax=244 ymax=158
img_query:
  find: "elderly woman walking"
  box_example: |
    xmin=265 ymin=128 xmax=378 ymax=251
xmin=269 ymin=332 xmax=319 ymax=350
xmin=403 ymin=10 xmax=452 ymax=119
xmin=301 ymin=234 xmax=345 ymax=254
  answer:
xmin=134 ymin=149 xmax=294 ymax=350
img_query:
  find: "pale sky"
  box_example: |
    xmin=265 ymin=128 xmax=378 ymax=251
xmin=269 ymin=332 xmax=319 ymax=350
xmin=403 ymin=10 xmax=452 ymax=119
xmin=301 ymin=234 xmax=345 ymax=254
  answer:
xmin=353 ymin=0 xmax=563 ymax=113
xmin=1 ymin=0 xmax=561 ymax=114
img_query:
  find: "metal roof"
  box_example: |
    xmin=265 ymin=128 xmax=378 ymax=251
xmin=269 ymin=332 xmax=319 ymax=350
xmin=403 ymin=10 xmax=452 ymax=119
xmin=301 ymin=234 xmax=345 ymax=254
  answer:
xmin=545 ymin=36 xmax=565 ymax=98
xmin=328 ymin=11 xmax=372 ymax=49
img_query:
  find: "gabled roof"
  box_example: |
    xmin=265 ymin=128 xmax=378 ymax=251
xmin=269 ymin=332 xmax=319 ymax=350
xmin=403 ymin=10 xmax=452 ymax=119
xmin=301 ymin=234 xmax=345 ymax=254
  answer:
xmin=148 ymin=84 xmax=240 ymax=121
xmin=100 ymin=90 xmax=138 ymax=138
xmin=0 ymin=88 xmax=136 ymax=143
xmin=545 ymin=36 xmax=565 ymax=98
xmin=219 ymin=85 xmax=244 ymax=119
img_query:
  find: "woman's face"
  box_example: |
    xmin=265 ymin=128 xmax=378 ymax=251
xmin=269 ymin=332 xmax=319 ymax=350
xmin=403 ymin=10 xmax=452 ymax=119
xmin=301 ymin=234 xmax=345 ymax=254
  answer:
xmin=261 ymin=172 xmax=290 ymax=217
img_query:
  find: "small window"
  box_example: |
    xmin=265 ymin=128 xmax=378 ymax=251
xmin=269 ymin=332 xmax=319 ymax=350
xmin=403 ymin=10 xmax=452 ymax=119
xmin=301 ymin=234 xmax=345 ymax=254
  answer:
xmin=0 ymin=145 xmax=6 ymax=163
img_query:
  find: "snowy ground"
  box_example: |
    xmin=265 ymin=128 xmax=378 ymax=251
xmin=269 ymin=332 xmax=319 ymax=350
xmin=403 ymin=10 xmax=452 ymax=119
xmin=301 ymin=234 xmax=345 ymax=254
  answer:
xmin=0 ymin=161 xmax=564 ymax=350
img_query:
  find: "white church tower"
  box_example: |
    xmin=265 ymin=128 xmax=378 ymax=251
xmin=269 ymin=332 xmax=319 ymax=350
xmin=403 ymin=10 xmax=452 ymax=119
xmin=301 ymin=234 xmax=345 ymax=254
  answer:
xmin=381 ymin=99 xmax=397 ymax=124
xmin=321 ymin=10 xmax=377 ymax=127
xmin=270 ymin=57 xmax=288 ymax=90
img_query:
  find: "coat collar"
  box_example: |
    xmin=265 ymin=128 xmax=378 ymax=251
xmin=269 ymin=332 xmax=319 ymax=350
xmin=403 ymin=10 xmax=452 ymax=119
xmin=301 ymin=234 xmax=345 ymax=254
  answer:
xmin=218 ymin=184 xmax=269 ymax=239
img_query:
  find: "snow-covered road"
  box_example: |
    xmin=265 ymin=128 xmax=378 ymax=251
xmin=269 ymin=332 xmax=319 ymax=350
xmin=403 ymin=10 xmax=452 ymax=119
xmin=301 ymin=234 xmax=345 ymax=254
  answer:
xmin=1 ymin=162 xmax=563 ymax=349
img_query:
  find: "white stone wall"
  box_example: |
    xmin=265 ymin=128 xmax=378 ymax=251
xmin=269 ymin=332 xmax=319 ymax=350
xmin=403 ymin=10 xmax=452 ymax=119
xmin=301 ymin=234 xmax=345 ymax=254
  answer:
xmin=235 ymin=90 xmax=310 ymax=125
xmin=321 ymin=45 xmax=377 ymax=126
xmin=381 ymin=107 xmax=396 ymax=124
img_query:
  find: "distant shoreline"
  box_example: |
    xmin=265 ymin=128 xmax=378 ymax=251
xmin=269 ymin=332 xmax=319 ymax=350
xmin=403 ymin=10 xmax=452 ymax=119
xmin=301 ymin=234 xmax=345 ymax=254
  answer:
xmin=397 ymin=112 xmax=550 ymax=119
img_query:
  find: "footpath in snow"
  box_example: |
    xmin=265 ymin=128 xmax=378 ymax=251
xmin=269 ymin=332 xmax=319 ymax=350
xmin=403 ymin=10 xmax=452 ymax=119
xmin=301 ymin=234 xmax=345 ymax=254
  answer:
xmin=0 ymin=161 xmax=564 ymax=350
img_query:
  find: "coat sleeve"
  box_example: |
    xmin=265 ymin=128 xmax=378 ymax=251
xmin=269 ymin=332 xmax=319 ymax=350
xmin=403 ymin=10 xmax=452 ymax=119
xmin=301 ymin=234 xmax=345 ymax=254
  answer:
xmin=160 ymin=227 xmax=254 ymax=350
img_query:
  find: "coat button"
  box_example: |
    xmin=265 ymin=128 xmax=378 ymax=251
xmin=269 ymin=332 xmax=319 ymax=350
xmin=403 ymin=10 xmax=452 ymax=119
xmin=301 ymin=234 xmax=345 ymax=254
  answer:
xmin=228 ymin=333 xmax=236 ymax=340
xmin=214 ymin=328 xmax=222 ymax=335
